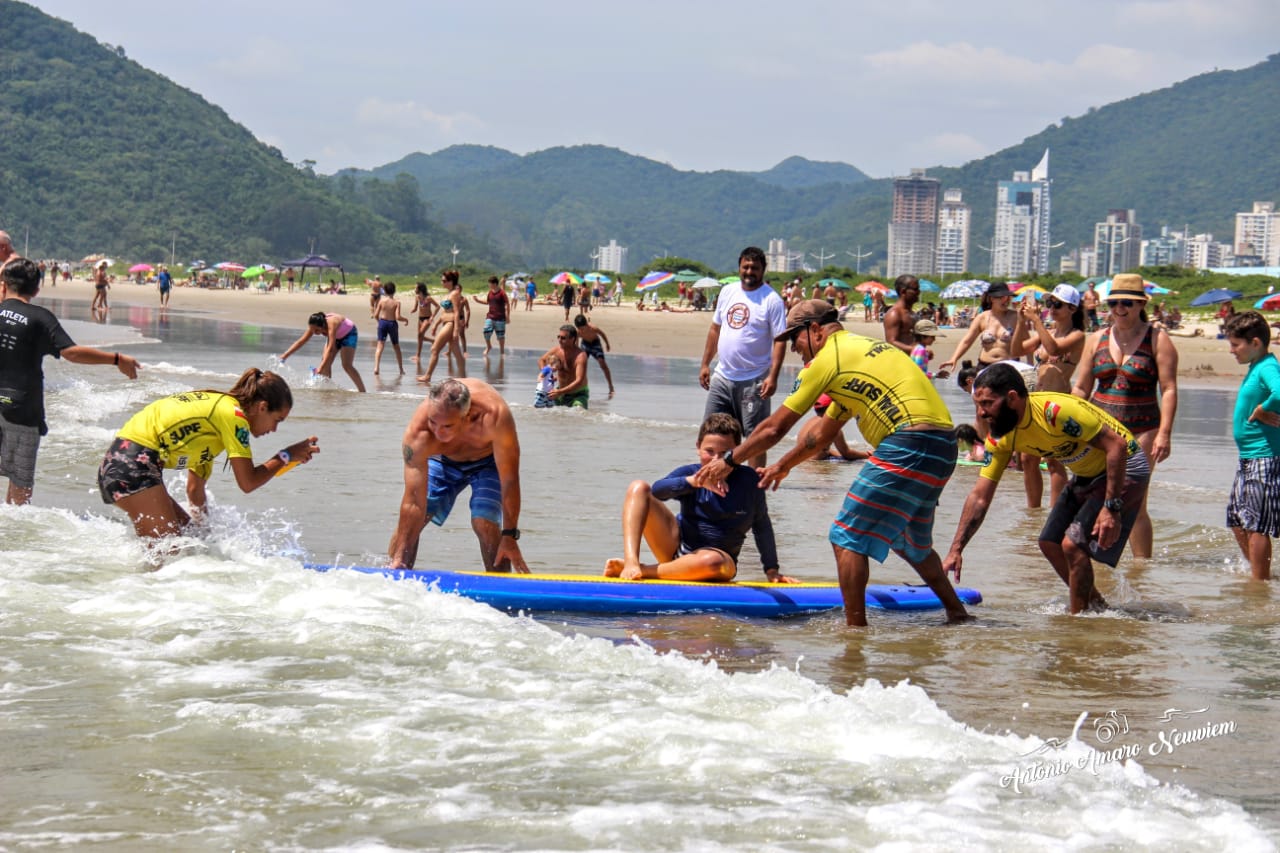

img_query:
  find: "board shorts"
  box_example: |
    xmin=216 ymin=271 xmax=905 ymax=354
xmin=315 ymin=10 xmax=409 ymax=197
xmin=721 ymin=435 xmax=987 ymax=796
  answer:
xmin=427 ymin=454 xmax=502 ymax=527
xmin=0 ymin=417 xmax=42 ymax=490
xmin=1040 ymin=448 xmax=1151 ymax=566
xmin=829 ymin=427 xmax=957 ymax=565
xmin=1227 ymin=456 xmax=1280 ymax=537
xmin=377 ymin=319 xmax=400 ymax=345
xmin=483 ymin=319 xmax=506 ymax=340
xmin=337 ymin=329 xmax=358 ymax=349
xmin=580 ymin=338 xmax=605 ymax=360
xmin=97 ymin=437 xmax=165 ymax=504
xmin=555 ymin=387 xmax=589 ymax=409
xmin=703 ymin=372 xmax=771 ymax=438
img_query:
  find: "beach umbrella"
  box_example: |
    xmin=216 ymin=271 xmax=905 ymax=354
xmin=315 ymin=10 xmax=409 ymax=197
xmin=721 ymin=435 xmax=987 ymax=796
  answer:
xmin=128 ymin=263 xmax=154 ymax=274
xmin=242 ymin=265 xmax=273 ymax=278
xmin=817 ymin=277 xmax=851 ymax=290
xmin=718 ymin=275 xmax=741 ymax=286
xmin=1011 ymin=283 xmax=1049 ymax=296
xmin=551 ymin=271 xmax=582 ymax=286
xmin=637 ymin=270 xmax=674 ymax=292
xmin=1253 ymin=295 xmax=1280 ymax=310
xmin=692 ymin=276 xmax=722 ymax=290
xmin=216 ymin=262 xmax=246 ymax=273
xmin=1189 ymin=288 xmax=1244 ymax=307
xmin=855 ymin=280 xmax=889 ymax=294
xmin=584 ymin=272 xmax=612 ymax=284
xmin=674 ymin=269 xmax=702 ymax=282
xmin=940 ymin=281 xmax=983 ymax=299
xmin=917 ymin=279 xmax=940 ymax=293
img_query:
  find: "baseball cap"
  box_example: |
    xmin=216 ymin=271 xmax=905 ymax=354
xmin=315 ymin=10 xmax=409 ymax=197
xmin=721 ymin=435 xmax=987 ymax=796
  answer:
xmin=913 ymin=319 xmax=944 ymax=337
xmin=1050 ymin=284 xmax=1081 ymax=306
xmin=775 ymin=299 xmax=840 ymax=342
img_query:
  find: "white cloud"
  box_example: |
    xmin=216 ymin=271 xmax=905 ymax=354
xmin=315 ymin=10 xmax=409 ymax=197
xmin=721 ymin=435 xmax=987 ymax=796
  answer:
xmin=354 ymin=99 xmax=483 ymax=136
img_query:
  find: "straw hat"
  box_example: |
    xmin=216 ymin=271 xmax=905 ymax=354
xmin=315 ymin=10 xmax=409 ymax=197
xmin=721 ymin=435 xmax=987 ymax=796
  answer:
xmin=1108 ymin=273 xmax=1148 ymax=302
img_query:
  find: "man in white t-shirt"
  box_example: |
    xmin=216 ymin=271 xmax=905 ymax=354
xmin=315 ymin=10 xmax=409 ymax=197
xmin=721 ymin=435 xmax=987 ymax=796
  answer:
xmin=698 ymin=246 xmax=787 ymax=466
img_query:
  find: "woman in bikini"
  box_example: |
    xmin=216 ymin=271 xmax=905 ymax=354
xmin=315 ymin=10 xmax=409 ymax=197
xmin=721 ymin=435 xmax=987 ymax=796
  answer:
xmin=1011 ymin=284 xmax=1088 ymax=508
xmin=279 ymin=312 xmax=368 ymax=392
xmin=1072 ymin=273 xmax=1178 ymax=559
xmin=418 ymin=271 xmax=464 ymax=384
xmin=412 ymin=282 xmax=439 ymax=364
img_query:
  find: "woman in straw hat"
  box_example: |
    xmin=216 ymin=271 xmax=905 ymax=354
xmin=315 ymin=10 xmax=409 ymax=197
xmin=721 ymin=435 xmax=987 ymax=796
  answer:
xmin=1072 ymin=273 xmax=1179 ymax=559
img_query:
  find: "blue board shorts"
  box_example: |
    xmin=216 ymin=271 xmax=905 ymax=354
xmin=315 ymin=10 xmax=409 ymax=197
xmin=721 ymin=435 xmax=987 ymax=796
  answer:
xmin=829 ymin=427 xmax=957 ymax=565
xmin=337 ymin=329 xmax=358 ymax=349
xmin=377 ymin=319 xmax=400 ymax=345
xmin=483 ymin=319 xmax=506 ymax=340
xmin=427 ymin=454 xmax=502 ymax=527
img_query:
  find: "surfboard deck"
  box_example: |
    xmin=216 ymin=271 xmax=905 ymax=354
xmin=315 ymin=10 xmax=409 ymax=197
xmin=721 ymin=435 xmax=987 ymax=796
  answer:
xmin=305 ymin=565 xmax=983 ymax=617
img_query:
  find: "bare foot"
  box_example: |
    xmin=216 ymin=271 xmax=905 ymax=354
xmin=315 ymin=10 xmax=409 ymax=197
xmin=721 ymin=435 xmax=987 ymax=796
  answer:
xmin=620 ymin=564 xmax=644 ymax=580
xmin=608 ymin=388 xmax=616 ymax=399
xmin=603 ymin=558 xmax=624 ymax=577
xmin=416 ymin=374 xmax=432 ymax=383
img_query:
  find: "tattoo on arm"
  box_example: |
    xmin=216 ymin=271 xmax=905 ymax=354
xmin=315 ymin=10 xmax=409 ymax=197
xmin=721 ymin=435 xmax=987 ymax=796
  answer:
xmin=402 ymin=444 xmax=414 ymax=464
xmin=955 ymin=505 xmax=988 ymax=550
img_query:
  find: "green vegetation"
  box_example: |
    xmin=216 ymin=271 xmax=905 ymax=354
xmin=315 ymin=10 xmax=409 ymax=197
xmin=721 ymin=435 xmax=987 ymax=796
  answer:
xmin=0 ymin=0 xmax=513 ymax=270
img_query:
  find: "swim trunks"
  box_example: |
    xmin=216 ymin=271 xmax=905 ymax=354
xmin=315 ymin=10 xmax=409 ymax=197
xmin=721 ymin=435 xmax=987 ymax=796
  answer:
xmin=580 ymin=338 xmax=605 ymax=360
xmin=377 ymin=319 xmax=400 ymax=345
xmin=1227 ymin=456 xmax=1280 ymax=538
xmin=426 ymin=454 xmax=502 ymax=526
xmin=1039 ymin=449 xmax=1150 ymax=567
xmin=829 ymin=427 xmax=957 ymax=564
xmin=555 ymin=387 xmax=590 ymax=409
xmin=97 ymin=437 xmax=166 ymax=503
xmin=0 ymin=418 xmax=41 ymax=490
xmin=483 ymin=318 xmax=507 ymax=340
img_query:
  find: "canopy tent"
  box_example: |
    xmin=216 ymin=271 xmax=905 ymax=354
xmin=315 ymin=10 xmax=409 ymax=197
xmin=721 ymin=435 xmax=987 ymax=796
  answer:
xmin=280 ymin=254 xmax=345 ymax=289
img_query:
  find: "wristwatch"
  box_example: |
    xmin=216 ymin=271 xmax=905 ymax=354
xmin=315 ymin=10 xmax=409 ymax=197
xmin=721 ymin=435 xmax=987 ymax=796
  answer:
xmin=277 ymin=450 xmax=291 ymax=464
xmin=1103 ymin=497 xmax=1124 ymax=512
xmin=501 ymin=528 xmax=521 ymax=540
xmin=721 ymin=449 xmax=739 ymax=468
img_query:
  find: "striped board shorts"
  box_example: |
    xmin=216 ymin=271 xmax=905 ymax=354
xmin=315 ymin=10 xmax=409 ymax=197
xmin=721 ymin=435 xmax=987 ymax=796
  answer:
xmin=1227 ymin=456 xmax=1280 ymax=538
xmin=427 ymin=454 xmax=503 ymax=527
xmin=829 ymin=427 xmax=957 ymax=565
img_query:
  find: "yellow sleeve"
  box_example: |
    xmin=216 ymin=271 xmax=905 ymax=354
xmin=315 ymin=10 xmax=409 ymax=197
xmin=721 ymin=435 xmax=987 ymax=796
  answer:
xmin=978 ymin=434 xmax=1013 ymax=483
xmin=783 ymin=351 xmax=837 ymax=417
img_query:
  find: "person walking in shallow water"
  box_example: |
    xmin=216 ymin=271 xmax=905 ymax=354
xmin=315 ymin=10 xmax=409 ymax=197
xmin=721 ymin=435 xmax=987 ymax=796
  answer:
xmin=372 ymin=282 xmax=409 ymax=375
xmin=573 ymin=313 xmax=615 ymax=398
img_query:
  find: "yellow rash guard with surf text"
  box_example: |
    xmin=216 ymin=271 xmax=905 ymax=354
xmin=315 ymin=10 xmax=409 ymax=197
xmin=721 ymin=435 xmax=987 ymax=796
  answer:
xmin=116 ymin=391 xmax=252 ymax=479
xmin=782 ymin=330 xmax=952 ymax=448
xmin=979 ymin=392 xmax=1139 ymax=483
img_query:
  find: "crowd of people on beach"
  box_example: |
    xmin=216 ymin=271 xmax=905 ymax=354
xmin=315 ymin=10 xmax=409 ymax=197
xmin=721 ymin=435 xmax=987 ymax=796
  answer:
xmin=3 ymin=231 xmax=1279 ymax=625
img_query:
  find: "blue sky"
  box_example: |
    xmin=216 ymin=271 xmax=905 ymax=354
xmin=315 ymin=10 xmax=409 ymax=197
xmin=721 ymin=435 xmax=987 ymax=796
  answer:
xmin=30 ymin=0 xmax=1279 ymax=178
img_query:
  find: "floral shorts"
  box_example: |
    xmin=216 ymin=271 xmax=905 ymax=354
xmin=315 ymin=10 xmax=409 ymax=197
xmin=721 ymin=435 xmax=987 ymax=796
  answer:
xmin=98 ymin=438 xmax=164 ymax=504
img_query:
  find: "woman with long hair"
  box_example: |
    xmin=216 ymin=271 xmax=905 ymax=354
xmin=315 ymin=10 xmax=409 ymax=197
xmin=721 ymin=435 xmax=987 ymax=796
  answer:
xmin=279 ymin=312 xmax=367 ymax=392
xmin=417 ymin=270 xmax=465 ymax=383
xmin=98 ymin=367 xmax=319 ymax=540
xmin=1011 ymin=284 xmax=1088 ymax=507
xmin=1072 ymin=274 xmax=1178 ymax=559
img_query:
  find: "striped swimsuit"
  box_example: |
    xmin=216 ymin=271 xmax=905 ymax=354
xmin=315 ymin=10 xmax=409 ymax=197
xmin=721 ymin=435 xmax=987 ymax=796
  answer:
xmin=1089 ymin=325 xmax=1160 ymax=435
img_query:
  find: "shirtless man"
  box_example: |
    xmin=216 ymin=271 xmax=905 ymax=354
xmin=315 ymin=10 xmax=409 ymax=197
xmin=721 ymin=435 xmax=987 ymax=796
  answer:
xmin=882 ymin=274 xmax=921 ymax=354
xmin=572 ymin=313 xmax=615 ymax=398
xmin=1082 ymin=282 xmax=1100 ymax=331
xmin=539 ymin=324 xmax=590 ymax=409
xmin=371 ymin=282 xmax=409 ymax=375
xmin=388 ymin=378 xmax=528 ymax=572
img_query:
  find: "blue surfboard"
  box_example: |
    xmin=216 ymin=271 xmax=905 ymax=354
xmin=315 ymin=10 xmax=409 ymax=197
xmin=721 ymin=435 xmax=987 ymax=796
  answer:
xmin=305 ymin=565 xmax=982 ymax=618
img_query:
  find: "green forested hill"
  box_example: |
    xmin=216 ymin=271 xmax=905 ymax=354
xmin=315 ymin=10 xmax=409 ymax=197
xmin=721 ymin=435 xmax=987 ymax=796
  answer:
xmin=0 ymin=0 xmax=508 ymax=269
xmin=344 ymin=55 xmax=1280 ymax=272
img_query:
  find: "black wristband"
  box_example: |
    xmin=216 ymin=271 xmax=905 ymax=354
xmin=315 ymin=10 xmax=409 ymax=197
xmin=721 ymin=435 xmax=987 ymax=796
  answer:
xmin=501 ymin=528 xmax=520 ymax=540
xmin=722 ymin=449 xmax=738 ymax=468
xmin=113 ymin=352 xmax=119 ymax=365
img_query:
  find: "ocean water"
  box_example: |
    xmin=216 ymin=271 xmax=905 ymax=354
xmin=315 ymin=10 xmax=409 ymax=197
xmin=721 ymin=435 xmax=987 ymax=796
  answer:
xmin=1 ymin=299 xmax=1276 ymax=850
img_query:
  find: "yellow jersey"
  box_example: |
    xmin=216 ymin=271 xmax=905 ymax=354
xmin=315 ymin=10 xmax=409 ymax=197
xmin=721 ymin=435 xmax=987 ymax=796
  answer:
xmin=782 ymin=330 xmax=952 ymax=448
xmin=980 ymin=392 xmax=1139 ymax=483
xmin=117 ymin=391 xmax=252 ymax=479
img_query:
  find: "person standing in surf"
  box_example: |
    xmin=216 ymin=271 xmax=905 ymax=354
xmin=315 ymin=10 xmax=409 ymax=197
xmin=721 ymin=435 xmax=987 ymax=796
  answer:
xmin=389 ymin=378 xmax=528 ymax=573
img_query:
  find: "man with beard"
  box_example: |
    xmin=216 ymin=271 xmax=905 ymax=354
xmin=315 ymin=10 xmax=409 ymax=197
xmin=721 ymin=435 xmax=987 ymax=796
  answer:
xmin=698 ymin=246 xmax=787 ymax=467
xmin=942 ymin=362 xmax=1151 ymax=614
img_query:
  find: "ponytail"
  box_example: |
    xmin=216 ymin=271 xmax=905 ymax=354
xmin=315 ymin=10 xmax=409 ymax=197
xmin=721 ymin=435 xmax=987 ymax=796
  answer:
xmin=227 ymin=367 xmax=293 ymax=412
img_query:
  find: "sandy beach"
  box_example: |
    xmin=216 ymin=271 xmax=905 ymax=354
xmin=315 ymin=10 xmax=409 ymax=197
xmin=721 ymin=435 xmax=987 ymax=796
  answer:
xmin=43 ymin=277 xmax=1247 ymax=384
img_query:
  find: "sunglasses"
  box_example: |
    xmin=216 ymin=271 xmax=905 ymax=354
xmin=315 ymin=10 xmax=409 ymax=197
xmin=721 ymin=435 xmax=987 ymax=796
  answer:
xmin=1108 ymin=299 xmax=1140 ymax=309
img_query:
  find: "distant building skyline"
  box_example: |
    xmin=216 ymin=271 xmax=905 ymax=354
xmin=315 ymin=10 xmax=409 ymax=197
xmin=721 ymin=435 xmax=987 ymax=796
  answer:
xmin=936 ymin=188 xmax=970 ymax=277
xmin=991 ymin=149 xmax=1052 ymax=278
xmin=766 ymin=238 xmax=800 ymax=274
xmin=1093 ymin=209 xmax=1142 ymax=278
xmin=887 ymin=168 xmax=940 ymax=279
xmin=1235 ymin=201 xmax=1279 ymax=266
xmin=594 ymin=238 xmax=628 ymax=273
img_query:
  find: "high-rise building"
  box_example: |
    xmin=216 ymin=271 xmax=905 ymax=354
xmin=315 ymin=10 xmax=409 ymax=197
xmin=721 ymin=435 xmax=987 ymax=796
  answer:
xmin=991 ymin=149 xmax=1052 ymax=278
xmin=936 ymin=189 xmax=970 ymax=276
xmin=1234 ymin=201 xmax=1279 ymax=266
xmin=595 ymin=239 xmax=628 ymax=274
xmin=1140 ymin=226 xmax=1187 ymax=267
xmin=887 ymin=168 xmax=940 ymax=278
xmin=1093 ymin=209 xmax=1142 ymax=277
xmin=1185 ymin=233 xmax=1231 ymax=270
xmin=766 ymin=238 xmax=798 ymax=274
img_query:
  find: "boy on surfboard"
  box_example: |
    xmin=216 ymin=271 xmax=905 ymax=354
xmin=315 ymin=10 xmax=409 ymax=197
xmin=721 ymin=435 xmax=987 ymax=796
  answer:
xmin=603 ymin=413 xmax=797 ymax=583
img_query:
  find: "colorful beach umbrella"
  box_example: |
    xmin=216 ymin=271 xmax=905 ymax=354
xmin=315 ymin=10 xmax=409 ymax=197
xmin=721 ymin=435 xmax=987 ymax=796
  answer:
xmin=551 ymin=271 xmax=583 ymax=286
xmin=855 ymin=280 xmax=889 ymax=294
xmin=1189 ymin=288 xmax=1243 ymax=307
xmin=940 ymin=280 xmax=985 ymax=299
xmin=1144 ymin=280 xmax=1173 ymax=295
xmin=1253 ymin=295 xmax=1280 ymax=310
xmin=817 ymin=277 xmax=851 ymax=290
xmin=128 ymin=263 xmax=153 ymax=273
xmin=216 ymin=262 xmax=246 ymax=273
xmin=1012 ymin=283 xmax=1050 ymax=297
xmin=637 ymin=270 xmax=674 ymax=292
xmin=584 ymin=272 xmax=611 ymax=284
